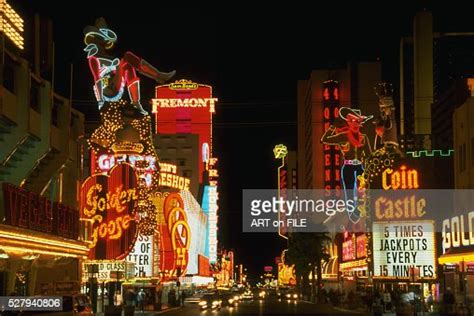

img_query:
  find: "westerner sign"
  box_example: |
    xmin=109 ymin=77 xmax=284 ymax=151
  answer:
xmin=373 ymin=220 xmax=436 ymax=279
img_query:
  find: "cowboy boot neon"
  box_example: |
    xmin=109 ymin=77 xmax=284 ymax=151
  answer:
xmin=139 ymin=59 xmax=176 ymax=84
xmin=127 ymin=80 xmax=148 ymax=115
xmin=123 ymin=51 xmax=175 ymax=84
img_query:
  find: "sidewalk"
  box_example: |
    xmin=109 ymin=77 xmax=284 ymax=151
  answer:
xmin=95 ymin=306 xmax=183 ymax=316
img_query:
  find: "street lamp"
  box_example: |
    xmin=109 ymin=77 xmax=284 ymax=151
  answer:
xmin=273 ymin=144 xmax=288 ymax=240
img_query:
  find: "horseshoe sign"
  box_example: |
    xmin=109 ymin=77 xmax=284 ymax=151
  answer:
xmin=159 ymin=193 xmax=191 ymax=279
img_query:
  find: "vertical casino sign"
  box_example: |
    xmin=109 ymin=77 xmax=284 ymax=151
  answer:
xmin=322 ymin=80 xmax=341 ymax=191
xmin=80 ymin=163 xmax=138 ymax=259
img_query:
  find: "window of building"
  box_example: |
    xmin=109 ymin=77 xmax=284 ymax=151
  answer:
xmin=30 ymin=77 xmax=41 ymax=112
xmin=177 ymin=159 xmax=186 ymax=166
xmin=462 ymin=143 xmax=467 ymax=171
xmin=182 ymin=147 xmax=192 ymax=154
xmin=472 ymin=138 xmax=474 ymax=167
xmin=182 ymin=170 xmax=191 ymax=178
xmin=3 ymin=54 xmax=16 ymax=93
xmin=52 ymin=97 xmax=61 ymax=127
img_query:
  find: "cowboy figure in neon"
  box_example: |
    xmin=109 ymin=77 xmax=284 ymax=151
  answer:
xmin=373 ymin=82 xmax=400 ymax=150
xmin=83 ymin=18 xmax=175 ymax=115
xmin=321 ymin=107 xmax=373 ymax=224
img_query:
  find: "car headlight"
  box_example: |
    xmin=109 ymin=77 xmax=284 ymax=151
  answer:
xmin=199 ymin=301 xmax=207 ymax=306
xmin=286 ymin=294 xmax=291 ymax=298
xmin=293 ymin=294 xmax=298 ymax=299
xmin=212 ymin=300 xmax=219 ymax=306
xmin=228 ymin=298 xmax=234 ymax=304
xmin=234 ymin=295 xmax=239 ymax=300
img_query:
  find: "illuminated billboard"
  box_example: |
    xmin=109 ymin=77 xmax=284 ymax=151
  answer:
xmin=322 ymin=80 xmax=341 ymax=191
xmin=82 ymin=260 xmax=135 ymax=283
xmin=80 ymin=163 xmax=138 ymax=260
xmin=181 ymin=190 xmax=209 ymax=275
xmin=373 ymin=220 xmax=436 ymax=279
xmin=158 ymin=193 xmax=191 ymax=279
xmin=160 ymin=163 xmax=191 ymax=191
xmin=152 ymin=79 xmax=217 ymax=182
xmin=127 ymin=234 xmax=155 ymax=277
xmin=0 ymin=0 xmax=24 ymax=50
xmin=202 ymin=185 xmax=218 ymax=263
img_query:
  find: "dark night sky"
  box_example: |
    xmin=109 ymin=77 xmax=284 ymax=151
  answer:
xmin=14 ymin=1 xmax=474 ymax=280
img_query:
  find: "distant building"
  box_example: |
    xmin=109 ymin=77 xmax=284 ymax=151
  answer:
xmin=400 ymin=10 xmax=474 ymax=149
xmin=154 ymin=133 xmax=200 ymax=198
xmin=453 ymin=93 xmax=474 ymax=189
xmin=431 ymin=79 xmax=470 ymax=150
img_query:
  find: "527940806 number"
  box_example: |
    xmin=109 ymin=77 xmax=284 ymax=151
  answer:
xmin=0 ymin=296 xmax=63 ymax=311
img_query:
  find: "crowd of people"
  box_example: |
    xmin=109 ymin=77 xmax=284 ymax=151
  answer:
xmin=319 ymin=286 xmax=465 ymax=314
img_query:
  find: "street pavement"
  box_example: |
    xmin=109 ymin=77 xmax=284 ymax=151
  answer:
xmin=154 ymin=299 xmax=365 ymax=315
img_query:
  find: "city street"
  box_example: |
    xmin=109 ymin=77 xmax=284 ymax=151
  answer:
xmin=2 ymin=3 xmax=473 ymax=314
xmin=162 ymin=301 xmax=363 ymax=316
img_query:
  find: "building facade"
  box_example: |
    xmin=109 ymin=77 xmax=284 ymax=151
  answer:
xmin=400 ymin=10 xmax=474 ymax=150
xmin=0 ymin=2 xmax=88 ymax=296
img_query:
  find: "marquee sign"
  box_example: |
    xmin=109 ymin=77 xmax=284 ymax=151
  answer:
xmin=82 ymin=260 xmax=135 ymax=282
xmin=80 ymin=163 xmax=138 ymax=260
xmin=373 ymin=220 xmax=436 ymax=279
xmin=127 ymin=234 xmax=155 ymax=277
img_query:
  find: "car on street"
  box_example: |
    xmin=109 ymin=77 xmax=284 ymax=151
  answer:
xmin=198 ymin=293 xmax=222 ymax=310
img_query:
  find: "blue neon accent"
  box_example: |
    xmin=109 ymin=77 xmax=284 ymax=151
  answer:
xmin=202 ymin=185 xmax=211 ymax=258
xmin=84 ymin=44 xmax=98 ymax=58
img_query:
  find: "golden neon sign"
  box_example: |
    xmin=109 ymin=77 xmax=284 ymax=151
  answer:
xmin=159 ymin=173 xmax=190 ymax=191
xmin=83 ymin=184 xmax=138 ymax=217
xmin=169 ymin=79 xmax=199 ymax=90
xmin=375 ymin=195 xmax=426 ymax=220
xmin=152 ymin=98 xmax=218 ymax=113
xmin=382 ymin=165 xmax=419 ymax=190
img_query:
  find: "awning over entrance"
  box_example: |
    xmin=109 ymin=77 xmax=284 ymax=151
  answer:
xmin=0 ymin=224 xmax=90 ymax=258
xmin=340 ymin=259 xmax=367 ymax=272
xmin=439 ymin=251 xmax=474 ymax=265
xmin=322 ymin=256 xmax=338 ymax=279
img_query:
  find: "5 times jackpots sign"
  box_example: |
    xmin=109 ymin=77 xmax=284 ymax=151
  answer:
xmin=373 ymin=220 xmax=436 ymax=279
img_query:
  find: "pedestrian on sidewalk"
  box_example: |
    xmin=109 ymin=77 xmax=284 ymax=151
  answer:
xmin=181 ymin=290 xmax=186 ymax=306
xmin=137 ymin=288 xmax=146 ymax=312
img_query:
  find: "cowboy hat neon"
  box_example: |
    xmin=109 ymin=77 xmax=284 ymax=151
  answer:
xmin=339 ymin=107 xmax=373 ymax=124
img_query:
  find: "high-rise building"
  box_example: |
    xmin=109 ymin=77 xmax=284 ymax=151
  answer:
xmin=400 ymin=10 xmax=474 ymax=149
xmin=453 ymin=92 xmax=474 ymax=189
xmin=153 ymin=133 xmax=200 ymax=198
xmin=431 ymin=79 xmax=470 ymax=150
xmin=297 ymin=62 xmax=381 ymax=190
